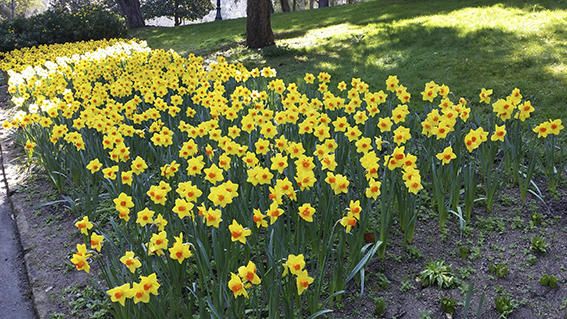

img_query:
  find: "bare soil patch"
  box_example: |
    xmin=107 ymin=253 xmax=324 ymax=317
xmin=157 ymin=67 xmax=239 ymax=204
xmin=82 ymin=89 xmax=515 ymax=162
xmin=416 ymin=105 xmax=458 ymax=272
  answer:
xmin=334 ymin=187 xmax=567 ymax=318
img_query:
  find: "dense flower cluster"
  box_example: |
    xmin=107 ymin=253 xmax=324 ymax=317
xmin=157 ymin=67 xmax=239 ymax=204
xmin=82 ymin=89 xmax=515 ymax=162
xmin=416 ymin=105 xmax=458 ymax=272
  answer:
xmin=2 ymin=40 xmax=562 ymax=318
xmin=0 ymin=39 xmax=142 ymax=73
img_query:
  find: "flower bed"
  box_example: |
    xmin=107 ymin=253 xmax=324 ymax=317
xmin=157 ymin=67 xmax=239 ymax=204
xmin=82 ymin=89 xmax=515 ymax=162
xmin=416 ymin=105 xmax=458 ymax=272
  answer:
xmin=2 ymin=40 xmax=563 ymax=318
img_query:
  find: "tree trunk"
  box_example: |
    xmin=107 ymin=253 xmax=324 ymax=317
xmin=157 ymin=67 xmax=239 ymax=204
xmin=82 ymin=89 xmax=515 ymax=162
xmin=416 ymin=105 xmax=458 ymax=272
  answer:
xmin=292 ymin=0 xmax=296 ymax=11
xmin=319 ymin=0 xmax=329 ymax=8
xmin=0 ymin=3 xmax=11 ymax=20
xmin=246 ymin=0 xmax=275 ymax=48
xmin=174 ymin=0 xmax=181 ymax=26
xmin=309 ymin=0 xmax=314 ymax=9
xmin=116 ymin=0 xmax=145 ymax=28
xmin=280 ymin=0 xmax=290 ymax=12
xmin=269 ymin=0 xmax=274 ymax=14
xmin=10 ymin=0 xmax=15 ymax=20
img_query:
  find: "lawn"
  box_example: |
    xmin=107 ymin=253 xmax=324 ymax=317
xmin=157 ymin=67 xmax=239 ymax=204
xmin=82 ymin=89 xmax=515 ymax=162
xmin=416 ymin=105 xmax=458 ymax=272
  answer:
xmin=133 ymin=0 xmax=567 ymax=122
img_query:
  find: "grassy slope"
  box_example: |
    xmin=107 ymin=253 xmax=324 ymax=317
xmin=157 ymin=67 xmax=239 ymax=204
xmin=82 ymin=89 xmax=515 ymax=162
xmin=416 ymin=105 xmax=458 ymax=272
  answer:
xmin=133 ymin=0 xmax=567 ymax=121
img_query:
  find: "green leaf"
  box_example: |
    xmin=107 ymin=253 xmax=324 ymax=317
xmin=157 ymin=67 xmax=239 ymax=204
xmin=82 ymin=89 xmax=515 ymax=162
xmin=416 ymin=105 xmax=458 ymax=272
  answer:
xmin=307 ymin=309 xmax=334 ymax=319
xmin=346 ymin=241 xmax=381 ymax=284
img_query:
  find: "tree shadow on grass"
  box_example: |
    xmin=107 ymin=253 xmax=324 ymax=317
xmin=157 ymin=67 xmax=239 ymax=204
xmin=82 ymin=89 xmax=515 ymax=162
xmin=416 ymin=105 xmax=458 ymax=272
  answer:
xmin=271 ymin=0 xmax=567 ymax=41
xmin=135 ymin=0 xmax=567 ymax=55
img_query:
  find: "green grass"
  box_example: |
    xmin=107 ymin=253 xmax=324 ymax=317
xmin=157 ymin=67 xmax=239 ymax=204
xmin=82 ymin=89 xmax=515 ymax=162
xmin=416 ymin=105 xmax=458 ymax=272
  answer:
xmin=133 ymin=0 xmax=567 ymax=121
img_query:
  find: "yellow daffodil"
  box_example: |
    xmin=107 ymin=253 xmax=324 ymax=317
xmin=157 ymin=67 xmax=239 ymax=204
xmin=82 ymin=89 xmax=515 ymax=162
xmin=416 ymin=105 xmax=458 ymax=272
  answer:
xmin=436 ymin=146 xmax=457 ymax=165
xmin=252 ymin=209 xmax=268 ymax=228
xmin=296 ymin=270 xmax=314 ymax=295
xmin=479 ymin=88 xmax=493 ymax=104
xmin=491 ymin=124 xmax=506 ymax=142
xmin=340 ymin=212 xmax=358 ymax=233
xmin=548 ymin=119 xmax=563 ymax=135
xmin=86 ymin=159 xmax=102 ymax=174
xmin=75 ymin=216 xmax=93 ymax=235
xmin=89 ymin=232 xmax=104 ymax=252
xmin=130 ymin=282 xmax=150 ymax=304
xmin=139 ymin=273 xmax=160 ymax=297
xmin=172 ymin=198 xmax=193 ymax=219
xmin=203 ymin=208 xmax=222 ymax=228
xmin=136 ymin=208 xmax=155 ymax=226
xmin=297 ymin=203 xmax=316 ymax=222
xmin=107 ymin=283 xmax=131 ymax=306
xmin=168 ymin=233 xmax=192 ymax=263
xmin=228 ymin=272 xmax=248 ymax=298
xmin=120 ymin=251 xmax=142 ymax=273
xmin=148 ymin=231 xmax=169 ymax=256
xmin=365 ymin=178 xmax=382 ymax=199
xmin=238 ymin=261 xmax=261 ymax=285
xmin=228 ymin=219 xmax=252 ymax=244
xmin=284 ymin=254 xmax=305 ymax=276
xmin=70 ymin=244 xmax=91 ymax=273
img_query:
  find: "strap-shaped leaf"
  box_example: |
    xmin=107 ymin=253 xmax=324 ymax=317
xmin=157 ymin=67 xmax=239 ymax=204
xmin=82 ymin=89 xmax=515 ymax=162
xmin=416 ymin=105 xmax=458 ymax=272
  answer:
xmin=307 ymin=309 xmax=334 ymax=319
xmin=346 ymin=241 xmax=382 ymax=284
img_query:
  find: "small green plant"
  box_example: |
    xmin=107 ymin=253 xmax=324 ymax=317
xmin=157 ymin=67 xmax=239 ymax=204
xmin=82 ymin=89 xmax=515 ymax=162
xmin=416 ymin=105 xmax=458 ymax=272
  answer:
xmin=488 ymin=263 xmax=509 ymax=278
xmin=539 ymin=274 xmax=559 ymax=288
xmin=458 ymin=266 xmax=475 ymax=280
xmin=374 ymin=297 xmax=387 ymax=317
xmin=530 ymin=212 xmax=543 ymax=226
xmin=440 ymin=296 xmax=458 ymax=315
xmin=457 ymin=245 xmax=471 ymax=259
xmin=476 ymin=216 xmax=506 ymax=232
xmin=495 ymin=294 xmax=515 ymax=317
xmin=561 ymin=297 xmax=567 ymax=311
xmin=525 ymin=253 xmax=537 ymax=266
xmin=499 ymin=193 xmax=515 ymax=207
xmin=388 ymin=252 xmax=403 ymax=262
xmin=406 ymin=245 xmax=423 ymax=259
xmin=510 ymin=216 xmax=524 ymax=230
xmin=530 ymin=236 xmax=548 ymax=254
xmin=260 ymin=44 xmax=298 ymax=58
xmin=374 ymin=272 xmax=390 ymax=290
xmin=400 ymin=278 xmax=415 ymax=292
xmin=64 ymin=285 xmax=111 ymax=319
xmin=350 ymin=33 xmax=366 ymax=45
xmin=419 ymin=311 xmax=433 ymax=319
xmin=419 ymin=260 xmax=456 ymax=289
xmin=470 ymin=245 xmax=482 ymax=260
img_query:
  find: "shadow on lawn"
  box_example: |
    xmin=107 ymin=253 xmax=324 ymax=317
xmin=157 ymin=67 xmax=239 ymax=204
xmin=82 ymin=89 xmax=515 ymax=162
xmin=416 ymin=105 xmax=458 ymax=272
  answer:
xmin=135 ymin=0 xmax=567 ymax=55
xmin=271 ymin=27 xmax=560 ymax=82
xmin=271 ymin=0 xmax=567 ymax=41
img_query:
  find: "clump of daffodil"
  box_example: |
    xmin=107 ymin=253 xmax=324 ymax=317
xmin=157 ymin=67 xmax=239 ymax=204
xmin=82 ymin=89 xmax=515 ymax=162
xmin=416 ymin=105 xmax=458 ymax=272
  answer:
xmin=228 ymin=261 xmax=262 ymax=298
xmin=282 ymin=254 xmax=314 ymax=296
xmin=3 ymin=40 xmax=561 ymax=318
xmin=70 ymin=244 xmax=91 ymax=273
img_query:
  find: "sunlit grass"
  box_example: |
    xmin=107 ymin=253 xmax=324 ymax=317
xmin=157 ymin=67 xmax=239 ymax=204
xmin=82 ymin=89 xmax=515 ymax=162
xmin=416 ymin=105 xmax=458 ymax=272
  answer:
xmin=397 ymin=5 xmax=567 ymax=36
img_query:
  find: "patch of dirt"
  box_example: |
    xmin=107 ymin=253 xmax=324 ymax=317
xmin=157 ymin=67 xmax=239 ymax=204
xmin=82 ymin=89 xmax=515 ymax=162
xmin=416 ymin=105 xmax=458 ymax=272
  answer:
xmin=334 ymin=186 xmax=567 ymax=319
